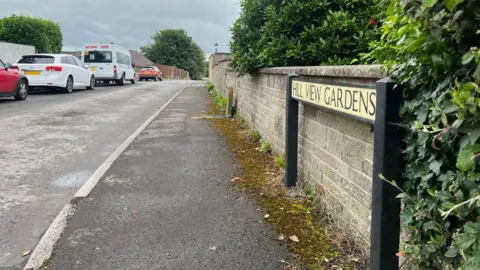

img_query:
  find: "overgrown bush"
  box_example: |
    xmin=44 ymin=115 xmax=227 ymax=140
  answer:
xmin=230 ymin=0 xmax=385 ymax=74
xmin=260 ymin=140 xmax=272 ymax=154
xmin=365 ymin=0 xmax=480 ymax=268
xmin=0 ymin=14 xmax=62 ymax=53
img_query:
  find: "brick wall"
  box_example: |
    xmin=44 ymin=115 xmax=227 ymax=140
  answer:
xmin=211 ymin=57 xmax=383 ymax=251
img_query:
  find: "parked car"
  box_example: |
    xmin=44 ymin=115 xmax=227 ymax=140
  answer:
xmin=0 ymin=58 xmax=28 ymax=101
xmin=81 ymin=43 xmax=136 ymax=85
xmin=139 ymin=66 xmax=162 ymax=81
xmin=13 ymin=54 xmax=95 ymax=93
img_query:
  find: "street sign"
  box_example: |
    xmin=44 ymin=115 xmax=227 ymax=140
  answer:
xmin=291 ymin=79 xmax=376 ymax=123
xmin=284 ymin=73 xmax=404 ymax=270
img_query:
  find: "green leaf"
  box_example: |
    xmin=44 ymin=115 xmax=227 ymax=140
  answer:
xmin=470 ymin=129 xmax=480 ymax=144
xmin=444 ymin=246 xmax=459 ymax=258
xmin=457 ymin=147 xmax=475 ymax=172
xmin=423 ymin=221 xmax=436 ymax=231
xmin=462 ymin=51 xmax=475 ymax=65
xmin=446 ymin=0 xmax=464 ymax=11
xmin=386 ymin=0 xmax=395 ymax=16
xmin=423 ymin=0 xmax=437 ymax=7
xmin=457 ymin=236 xmax=477 ymax=250
xmin=429 ymin=160 xmax=442 ymax=175
xmin=396 ymin=193 xmax=407 ymax=199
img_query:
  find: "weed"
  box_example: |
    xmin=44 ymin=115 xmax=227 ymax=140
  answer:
xmin=260 ymin=140 xmax=272 ymax=154
xmin=251 ymin=130 xmax=261 ymax=142
xmin=274 ymin=154 xmax=286 ymax=168
xmin=304 ymin=186 xmax=315 ymax=201
xmin=206 ymin=82 xmax=215 ymax=93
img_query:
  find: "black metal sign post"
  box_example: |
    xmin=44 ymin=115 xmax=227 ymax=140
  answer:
xmin=285 ymin=73 xmax=299 ymax=187
xmin=370 ymin=78 xmax=404 ymax=270
xmin=284 ymin=75 xmax=404 ymax=270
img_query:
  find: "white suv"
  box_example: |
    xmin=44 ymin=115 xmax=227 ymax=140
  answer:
xmin=14 ymin=54 xmax=95 ymax=93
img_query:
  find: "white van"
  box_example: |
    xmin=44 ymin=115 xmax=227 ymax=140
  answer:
xmin=81 ymin=43 xmax=135 ymax=85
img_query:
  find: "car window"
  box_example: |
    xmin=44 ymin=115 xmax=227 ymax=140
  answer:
xmin=71 ymin=56 xmax=84 ymax=67
xmin=61 ymin=57 xmax=69 ymax=64
xmin=64 ymin=57 xmax=75 ymax=65
xmin=84 ymin=51 xmax=112 ymax=63
xmin=0 ymin=59 xmax=4 ymax=69
xmin=18 ymin=55 xmax=55 ymax=64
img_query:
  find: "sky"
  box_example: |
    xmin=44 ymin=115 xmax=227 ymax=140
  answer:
xmin=0 ymin=0 xmax=240 ymax=56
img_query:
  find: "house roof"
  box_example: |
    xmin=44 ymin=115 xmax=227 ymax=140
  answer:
xmin=129 ymin=50 xmax=153 ymax=66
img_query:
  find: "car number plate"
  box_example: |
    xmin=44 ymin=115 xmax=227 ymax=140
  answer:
xmin=25 ymin=71 xmax=41 ymax=75
xmin=89 ymin=67 xmax=97 ymax=72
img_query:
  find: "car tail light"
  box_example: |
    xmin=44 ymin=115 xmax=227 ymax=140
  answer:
xmin=114 ymin=65 xmax=117 ymax=73
xmin=45 ymin=66 xmax=63 ymax=72
xmin=10 ymin=65 xmax=19 ymax=70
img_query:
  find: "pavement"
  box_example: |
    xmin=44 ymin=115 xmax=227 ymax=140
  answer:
xmin=0 ymin=80 xmax=190 ymax=269
xmin=46 ymin=82 xmax=289 ymax=269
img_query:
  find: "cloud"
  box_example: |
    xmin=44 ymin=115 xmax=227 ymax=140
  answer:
xmin=0 ymin=0 xmax=240 ymax=54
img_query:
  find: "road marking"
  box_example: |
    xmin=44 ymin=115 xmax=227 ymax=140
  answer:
xmin=24 ymin=81 xmax=191 ymax=270
xmin=24 ymin=204 xmax=73 ymax=269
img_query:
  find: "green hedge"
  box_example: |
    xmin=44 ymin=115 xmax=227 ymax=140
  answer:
xmin=365 ymin=0 xmax=480 ymax=268
xmin=0 ymin=14 xmax=62 ymax=53
xmin=230 ymin=0 xmax=385 ymax=74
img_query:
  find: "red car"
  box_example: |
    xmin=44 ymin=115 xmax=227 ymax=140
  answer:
xmin=139 ymin=66 xmax=163 ymax=81
xmin=0 ymin=58 xmax=28 ymax=101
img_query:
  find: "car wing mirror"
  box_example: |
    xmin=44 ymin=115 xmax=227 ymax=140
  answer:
xmin=4 ymin=63 xmax=11 ymax=70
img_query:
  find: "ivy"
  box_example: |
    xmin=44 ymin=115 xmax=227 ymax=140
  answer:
xmin=365 ymin=0 xmax=480 ymax=268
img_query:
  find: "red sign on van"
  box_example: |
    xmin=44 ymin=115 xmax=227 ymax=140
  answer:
xmin=85 ymin=45 xmax=98 ymax=49
xmin=101 ymin=45 xmax=110 ymax=49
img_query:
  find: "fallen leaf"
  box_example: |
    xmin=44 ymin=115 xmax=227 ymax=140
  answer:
xmin=209 ymin=246 xmax=217 ymax=251
xmin=280 ymin=207 xmax=284 ymax=210
xmin=279 ymin=259 xmax=286 ymax=263
xmin=22 ymin=250 xmax=31 ymax=256
xmin=278 ymin=234 xmax=285 ymax=240
xmin=288 ymin=235 xmax=299 ymax=243
xmin=351 ymin=257 xmax=360 ymax=262
xmin=231 ymin=177 xmax=241 ymax=182
xmin=264 ymin=214 xmax=270 ymax=218
xmin=259 ymin=193 xmax=264 ymax=195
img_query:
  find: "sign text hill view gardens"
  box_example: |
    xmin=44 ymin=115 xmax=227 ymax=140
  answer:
xmin=291 ymin=79 xmax=377 ymax=123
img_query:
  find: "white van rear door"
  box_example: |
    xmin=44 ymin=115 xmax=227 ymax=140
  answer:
xmin=83 ymin=50 xmax=114 ymax=79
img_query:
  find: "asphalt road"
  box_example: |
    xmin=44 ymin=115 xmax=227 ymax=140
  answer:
xmin=0 ymin=80 xmax=189 ymax=269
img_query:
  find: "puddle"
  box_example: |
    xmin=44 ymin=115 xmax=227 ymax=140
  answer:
xmin=53 ymin=171 xmax=91 ymax=188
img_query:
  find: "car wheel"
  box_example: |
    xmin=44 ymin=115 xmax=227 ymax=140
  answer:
xmin=86 ymin=76 xmax=95 ymax=90
xmin=14 ymin=79 xmax=28 ymax=101
xmin=130 ymin=76 xmax=136 ymax=84
xmin=64 ymin=76 xmax=74 ymax=93
xmin=159 ymin=77 xmax=163 ymax=81
xmin=154 ymin=76 xmax=158 ymax=81
xmin=117 ymin=73 xmax=126 ymax=85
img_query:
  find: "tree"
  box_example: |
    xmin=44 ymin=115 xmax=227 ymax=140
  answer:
xmin=141 ymin=29 xmax=205 ymax=80
xmin=0 ymin=14 xmax=62 ymax=53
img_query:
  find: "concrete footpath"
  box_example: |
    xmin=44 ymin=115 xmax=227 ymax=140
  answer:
xmin=46 ymin=83 xmax=290 ymax=269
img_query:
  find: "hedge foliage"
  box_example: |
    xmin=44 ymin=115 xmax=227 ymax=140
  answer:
xmin=364 ymin=0 xmax=480 ymax=268
xmin=229 ymin=0 xmax=385 ymax=74
xmin=0 ymin=14 xmax=62 ymax=53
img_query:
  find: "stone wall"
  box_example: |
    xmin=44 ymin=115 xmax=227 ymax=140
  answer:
xmin=211 ymin=56 xmax=383 ymax=250
xmin=0 ymin=42 xmax=35 ymax=64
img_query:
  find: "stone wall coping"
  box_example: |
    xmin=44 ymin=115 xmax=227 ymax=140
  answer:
xmin=259 ymin=65 xmax=384 ymax=78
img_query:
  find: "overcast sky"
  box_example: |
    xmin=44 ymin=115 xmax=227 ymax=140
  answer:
xmin=0 ymin=0 xmax=240 ymax=56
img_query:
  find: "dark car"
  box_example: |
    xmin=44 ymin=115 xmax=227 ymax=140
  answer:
xmin=139 ymin=66 xmax=163 ymax=81
xmin=0 ymin=58 xmax=28 ymax=101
